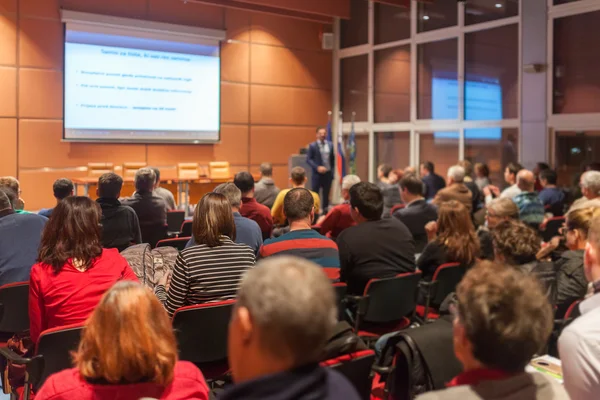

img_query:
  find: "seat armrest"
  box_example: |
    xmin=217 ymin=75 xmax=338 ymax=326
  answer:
xmin=0 ymin=347 xmax=32 ymax=365
xmin=372 ymin=364 xmax=393 ymax=375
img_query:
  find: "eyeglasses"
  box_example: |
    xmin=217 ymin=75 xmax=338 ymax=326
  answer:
xmin=559 ymin=225 xmax=573 ymax=235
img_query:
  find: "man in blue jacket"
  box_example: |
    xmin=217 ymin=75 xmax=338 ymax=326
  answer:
xmin=307 ymin=127 xmax=335 ymax=211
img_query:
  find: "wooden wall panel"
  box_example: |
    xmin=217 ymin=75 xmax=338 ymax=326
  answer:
xmin=250 ymin=12 xmax=325 ymax=50
xmin=225 ymin=8 xmax=251 ymax=41
xmin=221 ymin=41 xmax=250 ymax=82
xmin=0 ymin=0 xmax=17 ymax=13
xmin=21 ymin=0 xmax=60 ymax=19
xmin=0 ymin=118 xmax=17 ymax=176
xmin=237 ymin=0 xmax=349 ymax=19
xmin=0 ymin=14 xmax=17 ymax=65
xmin=250 ymin=126 xmax=313 ymax=164
xmin=250 ymin=86 xmax=329 ymax=126
xmin=221 ymin=82 xmax=250 ymax=124
xmin=146 ymin=143 xmax=215 ymax=166
xmin=18 ymin=69 xmax=62 ymax=118
xmin=60 ymin=0 xmax=148 ymax=19
xmin=0 ymin=67 xmax=16 ymax=117
xmin=215 ymin=125 xmax=249 ymax=165
xmin=19 ymin=169 xmax=89 ymax=211
xmin=19 ymin=18 xmax=63 ymax=69
xmin=148 ymin=0 xmax=225 ymax=29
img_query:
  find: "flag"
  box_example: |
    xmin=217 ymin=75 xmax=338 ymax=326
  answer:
xmin=326 ymin=116 xmax=333 ymax=143
xmin=347 ymin=116 xmax=356 ymax=175
xmin=336 ymin=113 xmax=346 ymax=184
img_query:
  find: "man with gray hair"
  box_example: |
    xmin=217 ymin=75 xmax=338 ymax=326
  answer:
xmin=433 ymin=165 xmax=473 ymax=212
xmin=254 ymin=162 xmax=280 ymax=209
xmin=121 ymin=167 xmax=167 ymax=246
xmin=185 ymin=183 xmax=262 ymax=255
xmin=316 ymin=174 xmax=361 ymax=239
xmin=569 ymin=170 xmax=600 ymax=212
xmin=223 ymin=256 xmax=360 ymax=400
xmin=513 ymin=169 xmax=544 ymax=226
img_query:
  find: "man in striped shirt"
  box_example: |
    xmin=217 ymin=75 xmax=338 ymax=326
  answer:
xmin=260 ymin=188 xmax=339 ymax=277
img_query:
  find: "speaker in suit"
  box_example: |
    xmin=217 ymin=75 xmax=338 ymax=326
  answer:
xmin=393 ymin=199 xmax=438 ymax=253
xmin=306 ymin=128 xmax=335 ymax=211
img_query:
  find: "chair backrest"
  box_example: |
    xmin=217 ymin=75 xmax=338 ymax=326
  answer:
xmin=431 ymin=263 xmax=464 ymax=307
xmin=333 ymin=283 xmax=347 ymax=321
xmin=0 ymin=282 xmax=29 ymax=333
xmin=33 ymin=325 xmax=83 ymax=390
xmin=172 ymin=301 xmax=234 ymax=364
xmin=391 ymin=204 xmax=405 ymax=215
xmin=167 ymin=211 xmax=186 ymax=233
xmin=180 ymin=220 xmax=193 ymax=237
xmin=363 ymin=272 xmax=422 ymax=324
xmin=123 ymin=162 xmax=147 ymax=178
xmin=87 ymin=163 xmax=114 ymax=177
xmin=321 ymin=350 xmax=375 ymax=400
xmin=140 ymin=223 xmax=168 ymax=248
xmin=178 ymin=163 xmax=200 ymax=180
xmin=209 ymin=161 xmax=231 ymax=180
xmin=156 ymin=237 xmax=191 ymax=251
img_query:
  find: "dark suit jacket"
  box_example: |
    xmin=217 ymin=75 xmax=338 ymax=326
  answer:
xmin=422 ymin=173 xmax=446 ymax=199
xmin=306 ymin=140 xmax=335 ymax=173
xmin=393 ymin=199 xmax=438 ymax=253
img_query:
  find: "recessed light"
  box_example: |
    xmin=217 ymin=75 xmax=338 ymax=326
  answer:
xmin=495 ymin=3 xmax=503 ymax=8
xmin=423 ymin=15 xmax=430 ymax=20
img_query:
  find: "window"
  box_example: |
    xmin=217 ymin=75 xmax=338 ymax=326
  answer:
xmin=353 ymin=134 xmax=370 ymax=182
xmin=553 ymin=11 xmax=600 ymax=114
xmin=465 ymin=0 xmax=519 ymax=26
xmin=417 ymin=1 xmax=458 ymax=33
xmin=341 ymin=0 xmax=369 ymax=49
xmin=555 ymin=131 xmax=600 ymax=186
xmin=465 ymin=128 xmax=519 ymax=186
xmin=341 ymin=55 xmax=369 ymax=122
xmin=375 ymin=2 xmax=410 ymax=44
xmin=418 ymin=132 xmax=459 ymax=178
xmin=374 ymin=45 xmax=411 ymax=123
xmin=375 ymin=132 xmax=410 ymax=170
xmin=418 ymin=39 xmax=459 ymax=120
xmin=465 ymin=24 xmax=519 ymax=120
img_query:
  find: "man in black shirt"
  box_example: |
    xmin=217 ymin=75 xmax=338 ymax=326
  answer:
xmin=337 ymin=182 xmax=416 ymax=295
xmin=96 ymin=173 xmax=142 ymax=251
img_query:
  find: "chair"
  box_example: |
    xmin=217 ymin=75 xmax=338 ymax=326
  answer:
xmin=172 ymin=301 xmax=234 ymax=382
xmin=333 ymin=283 xmax=347 ymax=321
xmin=323 ymin=268 xmax=340 ymax=281
xmin=177 ymin=163 xmax=199 ymax=180
xmin=209 ymin=162 xmax=231 ymax=180
xmin=87 ymin=163 xmax=114 ymax=177
xmin=180 ymin=220 xmax=193 ymax=237
xmin=156 ymin=237 xmax=191 ymax=251
xmin=390 ymin=204 xmax=405 ymax=215
xmin=417 ymin=263 xmax=464 ymax=322
xmin=0 ymin=324 xmax=83 ymax=399
xmin=167 ymin=210 xmax=186 ymax=234
xmin=0 ymin=282 xmax=29 ymax=339
xmin=321 ymin=350 xmax=375 ymax=400
xmin=349 ymin=272 xmax=422 ymax=340
xmin=140 ymin=223 xmax=168 ymax=248
xmin=123 ymin=162 xmax=147 ymax=178
xmin=549 ymin=299 xmax=582 ymax=357
xmin=542 ymin=216 xmax=566 ymax=242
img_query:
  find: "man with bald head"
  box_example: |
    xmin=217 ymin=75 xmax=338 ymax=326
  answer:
xmin=512 ymin=169 xmax=544 ymax=227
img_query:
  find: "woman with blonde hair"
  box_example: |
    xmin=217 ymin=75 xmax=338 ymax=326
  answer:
xmin=35 ymin=281 xmax=209 ymax=399
xmin=478 ymin=197 xmax=520 ymax=260
xmin=418 ymin=200 xmax=480 ymax=281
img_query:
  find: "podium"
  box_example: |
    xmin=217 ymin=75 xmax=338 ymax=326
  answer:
xmin=289 ymin=154 xmax=312 ymax=185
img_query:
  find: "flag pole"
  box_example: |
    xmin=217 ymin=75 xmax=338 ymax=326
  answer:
xmin=332 ymin=111 xmax=343 ymax=206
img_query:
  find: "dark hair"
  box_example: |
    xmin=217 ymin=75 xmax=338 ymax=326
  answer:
xmin=539 ymin=169 xmax=557 ymax=185
xmin=260 ymin=163 xmax=273 ymax=177
xmin=506 ymin=162 xmax=524 ymax=177
xmin=290 ymin=167 xmax=306 ymax=186
xmin=399 ymin=175 xmax=424 ymax=196
xmin=234 ymin=172 xmax=255 ymax=195
xmin=492 ymin=220 xmax=540 ymax=265
xmin=38 ymin=196 xmax=103 ymax=274
xmin=98 ymin=173 xmax=123 ymax=199
xmin=283 ymin=188 xmax=314 ymax=222
xmin=150 ymin=167 xmax=161 ymax=183
xmin=0 ymin=188 xmax=13 ymax=210
xmin=474 ymin=163 xmax=490 ymax=178
xmin=421 ymin=161 xmax=434 ymax=173
xmin=436 ymin=200 xmax=479 ymax=266
xmin=586 ymin=162 xmax=600 ymax=172
xmin=134 ymin=168 xmax=156 ymax=193
xmin=192 ymin=193 xmax=236 ymax=247
xmin=349 ymin=182 xmax=383 ymax=221
xmin=0 ymin=186 xmax=18 ymax=209
xmin=378 ymin=164 xmax=393 ymax=178
xmin=457 ymin=262 xmax=553 ymax=373
xmin=536 ymin=162 xmax=550 ymax=172
xmin=53 ymin=178 xmax=74 ymax=200
xmin=316 ymin=126 xmax=326 ymax=133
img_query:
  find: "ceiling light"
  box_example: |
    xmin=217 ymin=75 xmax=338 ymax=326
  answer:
xmin=423 ymin=15 xmax=430 ymax=20
xmin=495 ymin=3 xmax=503 ymax=8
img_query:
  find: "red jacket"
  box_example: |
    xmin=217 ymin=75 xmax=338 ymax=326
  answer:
xmin=241 ymin=197 xmax=273 ymax=240
xmin=35 ymin=361 xmax=209 ymax=400
xmin=319 ymin=203 xmax=356 ymax=239
xmin=29 ymin=248 xmax=138 ymax=344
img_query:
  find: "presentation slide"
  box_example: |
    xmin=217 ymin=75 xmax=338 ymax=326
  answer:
xmin=64 ymin=31 xmax=220 ymax=143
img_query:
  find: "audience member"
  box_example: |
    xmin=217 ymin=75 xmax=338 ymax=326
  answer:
xmin=223 ymin=257 xmax=360 ymax=400
xmin=254 ymin=162 xmax=280 ymax=209
xmin=492 ymin=219 xmax=540 ymax=268
xmin=317 ymin=174 xmax=360 ymax=239
xmin=29 ymin=196 xmax=138 ymax=344
xmin=0 ymin=188 xmax=47 ymax=286
xmin=121 ymin=168 xmax=167 ymax=245
xmin=538 ymin=169 xmax=566 ymax=216
xmin=533 ymin=162 xmax=551 ymax=192
xmin=433 ymin=166 xmax=473 ymax=212
xmin=0 ymin=176 xmax=25 ymax=212
xmin=483 ymin=162 xmax=523 ymax=204
xmin=337 ymin=182 xmax=415 ymax=295
xmin=271 ymin=167 xmax=320 ymax=225
xmin=155 ymin=193 xmax=255 ymax=316
xmin=478 ymin=198 xmax=519 ymax=260
xmin=418 ymin=263 xmax=566 ymax=400
xmin=234 ymin=171 xmax=273 ymax=240
xmin=260 ymin=188 xmax=339 ymax=271
xmin=512 ymin=169 xmax=545 ymax=227
xmin=377 ymin=164 xmax=402 ymax=218
xmin=474 ymin=162 xmax=490 ymax=190
xmin=38 ymin=178 xmax=74 ymax=218
xmin=420 ymin=161 xmax=446 ymax=200
xmin=96 ymin=173 xmax=142 ymax=251
xmin=185 ymin=183 xmax=262 ymax=255
xmin=569 ymin=170 xmax=600 ymax=212
xmin=151 ymin=167 xmax=176 ymax=211
xmin=554 ymin=207 xmax=599 ymax=317
xmin=404 ymin=166 xmax=417 ymax=176
xmin=418 ymin=200 xmax=479 ymax=281
xmin=559 ymin=214 xmax=600 ymax=400
xmin=36 ymin=281 xmax=209 ymax=400
xmin=393 ymin=174 xmax=438 ymax=253
xmin=458 ymin=160 xmax=482 ymax=212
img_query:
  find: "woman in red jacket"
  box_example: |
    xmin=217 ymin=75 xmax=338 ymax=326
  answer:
xmin=29 ymin=196 xmax=138 ymax=344
xmin=35 ymin=281 xmax=209 ymax=400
